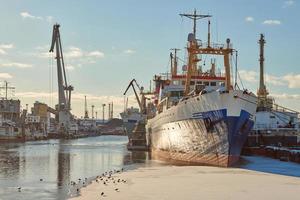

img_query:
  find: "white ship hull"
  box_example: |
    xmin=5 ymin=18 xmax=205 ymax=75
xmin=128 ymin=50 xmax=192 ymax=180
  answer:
xmin=146 ymin=90 xmax=257 ymax=167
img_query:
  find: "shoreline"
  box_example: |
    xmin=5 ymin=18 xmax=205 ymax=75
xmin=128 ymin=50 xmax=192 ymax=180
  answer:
xmin=70 ymin=163 xmax=300 ymax=200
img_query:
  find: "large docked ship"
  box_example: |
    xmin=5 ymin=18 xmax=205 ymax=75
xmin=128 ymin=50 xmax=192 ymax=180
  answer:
xmin=145 ymin=11 xmax=257 ymax=167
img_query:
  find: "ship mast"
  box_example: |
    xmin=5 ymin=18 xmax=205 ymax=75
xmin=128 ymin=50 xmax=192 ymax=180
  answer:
xmin=180 ymin=10 xmax=233 ymax=95
xmin=257 ymin=34 xmax=269 ymax=111
xmin=170 ymin=48 xmax=180 ymax=77
xmin=180 ymin=10 xmax=212 ymax=95
xmin=0 ymin=81 xmax=15 ymax=100
xmin=180 ymin=9 xmax=211 ymax=37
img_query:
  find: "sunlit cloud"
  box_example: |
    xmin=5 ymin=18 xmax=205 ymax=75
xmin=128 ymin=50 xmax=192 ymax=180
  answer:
xmin=16 ymin=91 xmax=139 ymax=118
xmin=0 ymin=62 xmax=33 ymax=68
xmin=66 ymin=65 xmax=75 ymax=71
xmin=283 ymin=0 xmax=295 ymax=8
xmin=20 ymin=12 xmax=43 ymax=20
xmin=0 ymin=73 xmax=13 ymax=79
xmin=46 ymin=16 xmax=54 ymax=23
xmin=262 ymin=20 xmax=281 ymax=25
xmin=238 ymin=70 xmax=258 ymax=83
xmin=239 ymin=70 xmax=300 ymax=89
xmin=65 ymin=47 xmax=84 ymax=58
xmin=88 ymin=51 xmax=105 ymax=58
xmin=272 ymin=93 xmax=300 ymax=100
xmin=123 ymin=49 xmax=136 ymax=54
xmin=20 ymin=12 xmax=55 ymax=24
xmin=245 ymin=16 xmax=254 ymax=22
xmin=0 ymin=43 xmax=14 ymax=55
xmin=0 ymin=44 xmax=14 ymax=49
xmin=283 ymin=74 xmax=300 ymax=89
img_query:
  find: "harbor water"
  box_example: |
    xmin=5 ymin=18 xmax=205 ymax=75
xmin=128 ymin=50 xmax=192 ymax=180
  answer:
xmin=1 ymin=135 xmax=300 ymax=200
xmin=0 ymin=136 xmax=151 ymax=200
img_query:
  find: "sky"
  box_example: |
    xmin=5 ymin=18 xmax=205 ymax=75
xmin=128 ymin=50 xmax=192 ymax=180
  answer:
xmin=0 ymin=0 xmax=299 ymax=118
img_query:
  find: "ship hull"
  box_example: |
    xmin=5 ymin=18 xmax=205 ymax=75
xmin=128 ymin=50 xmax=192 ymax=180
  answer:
xmin=146 ymin=90 xmax=256 ymax=167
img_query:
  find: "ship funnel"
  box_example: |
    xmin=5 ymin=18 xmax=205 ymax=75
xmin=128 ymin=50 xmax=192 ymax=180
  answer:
xmin=188 ymin=33 xmax=196 ymax=42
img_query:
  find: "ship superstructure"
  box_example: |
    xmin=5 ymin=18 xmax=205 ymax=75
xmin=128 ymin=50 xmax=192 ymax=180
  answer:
xmin=120 ymin=107 xmax=143 ymax=135
xmin=145 ymin=10 xmax=257 ymax=167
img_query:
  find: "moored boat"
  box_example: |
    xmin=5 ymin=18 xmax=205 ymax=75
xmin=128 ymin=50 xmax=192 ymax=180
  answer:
xmin=145 ymin=10 xmax=257 ymax=167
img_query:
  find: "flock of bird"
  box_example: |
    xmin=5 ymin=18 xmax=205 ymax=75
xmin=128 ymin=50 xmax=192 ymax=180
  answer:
xmin=92 ymin=168 xmax=127 ymax=198
xmin=17 ymin=168 xmax=127 ymax=198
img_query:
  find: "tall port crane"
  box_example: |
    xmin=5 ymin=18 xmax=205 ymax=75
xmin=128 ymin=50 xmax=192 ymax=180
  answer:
xmin=49 ymin=24 xmax=75 ymax=134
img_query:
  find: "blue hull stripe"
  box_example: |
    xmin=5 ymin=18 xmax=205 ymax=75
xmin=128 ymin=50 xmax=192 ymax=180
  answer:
xmin=192 ymin=109 xmax=254 ymax=157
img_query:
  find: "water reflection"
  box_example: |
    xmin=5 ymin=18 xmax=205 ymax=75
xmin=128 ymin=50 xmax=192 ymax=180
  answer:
xmin=0 ymin=136 xmax=151 ymax=200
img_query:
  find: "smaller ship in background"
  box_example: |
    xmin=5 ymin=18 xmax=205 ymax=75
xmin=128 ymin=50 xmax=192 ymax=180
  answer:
xmin=120 ymin=106 xmax=143 ymax=135
xmin=121 ymin=80 xmax=146 ymax=135
xmin=246 ymin=34 xmax=300 ymax=147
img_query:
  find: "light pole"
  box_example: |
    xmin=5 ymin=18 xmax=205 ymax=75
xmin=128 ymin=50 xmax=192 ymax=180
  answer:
xmin=91 ymin=105 xmax=95 ymax=119
xmin=102 ymin=104 xmax=106 ymax=124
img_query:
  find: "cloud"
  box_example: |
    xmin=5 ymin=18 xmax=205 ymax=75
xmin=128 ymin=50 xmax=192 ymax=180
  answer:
xmin=36 ymin=45 xmax=105 ymax=60
xmin=283 ymin=74 xmax=300 ymax=88
xmin=124 ymin=49 xmax=136 ymax=54
xmin=0 ymin=62 xmax=33 ymax=68
xmin=16 ymin=91 xmax=139 ymax=118
xmin=262 ymin=20 xmax=281 ymax=25
xmin=271 ymin=93 xmax=300 ymax=100
xmin=20 ymin=12 xmax=54 ymax=24
xmin=283 ymin=0 xmax=295 ymax=7
xmin=0 ymin=44 xmax=14 ymax=49
xmin=0 ymin=73 xmax=13 ymax=79
xmin=245 ymin=16 xmax=254 ymax=22
xmin=64 ymin=47 xmax=105 ymax=59
xmin=20 ymin=12 xmax=43 ymax=20
xmin=0 ymin=49 xmax=6 ymax=55
xmin=66 ymin=65 xmax=75 ymax=71
xmin=265 ymin=74 xmax=285 ymax=86
xmin=88 ymin=51 xmax=105 ymax=58
xmin=46 ymin=16 xmax=54 ymax=23
xmin=239 ymin=70 xmax=300 ymax=89
xmin=65 ymin=47 xmax=84 ymax=58
xmin=239 ymin=70 xmax=258 ymax=83
xmin=0 ymin=43 xmax=14 ymax=55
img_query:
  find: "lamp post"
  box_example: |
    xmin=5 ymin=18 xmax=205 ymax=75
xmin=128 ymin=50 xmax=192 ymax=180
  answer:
xmin=91 ymin=105 xmax=95 ymax=119
xmin=102 ymin=104 xmax=106 ymax=123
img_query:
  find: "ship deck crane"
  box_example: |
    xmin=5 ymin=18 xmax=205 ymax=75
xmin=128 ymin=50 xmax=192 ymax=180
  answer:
xmin=123 ymin=79 xmax=151 ymax=114
xmin=49 ymin=24 xmax=75 ymax=132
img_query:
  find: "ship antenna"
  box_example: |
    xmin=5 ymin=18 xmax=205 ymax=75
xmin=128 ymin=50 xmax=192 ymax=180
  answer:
xmin=170 ymin=48 xmax=180 ymax=77
xmin=234 ymin=51 xmax=238 ymax=89
xmin=180 ymin=9 xmax=212 ymax=37
xmin=0 ymin=81 xmax=15 ymax=100
xmin=207 ymin=20 xmax=211 ymax=48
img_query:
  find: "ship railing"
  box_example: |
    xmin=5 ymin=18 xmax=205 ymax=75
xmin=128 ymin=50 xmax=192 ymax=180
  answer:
xmin=154 ymin=73 xmax=172 ymax=81
xmin=253 ymin=124 xmax=298 ymax=132
xmin=271 ymin=103 xmax=299 ymax=115
xmin=198 ymin=42 xmax=231 ymax=50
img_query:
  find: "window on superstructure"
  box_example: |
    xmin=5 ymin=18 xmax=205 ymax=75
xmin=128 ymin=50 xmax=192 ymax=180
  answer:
xmin=190 ymin=81 xmax=195 ymax=85
xmin=210 ymin=82 xmax=216 ymax=86
xmin=197 ymin=81 xmax=202 ymax=84
xmin=170 ymin=91 xmax=183 ymax=97
xmin=173 ymin=80 xmax=179 ymax=85
xmin=219 ymin=82 xmax=225 ymax=86
xmin=182 ymin=81 xmax=186 ymax=85
xmin=204 ymin=82 xmax=209 ymax=86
